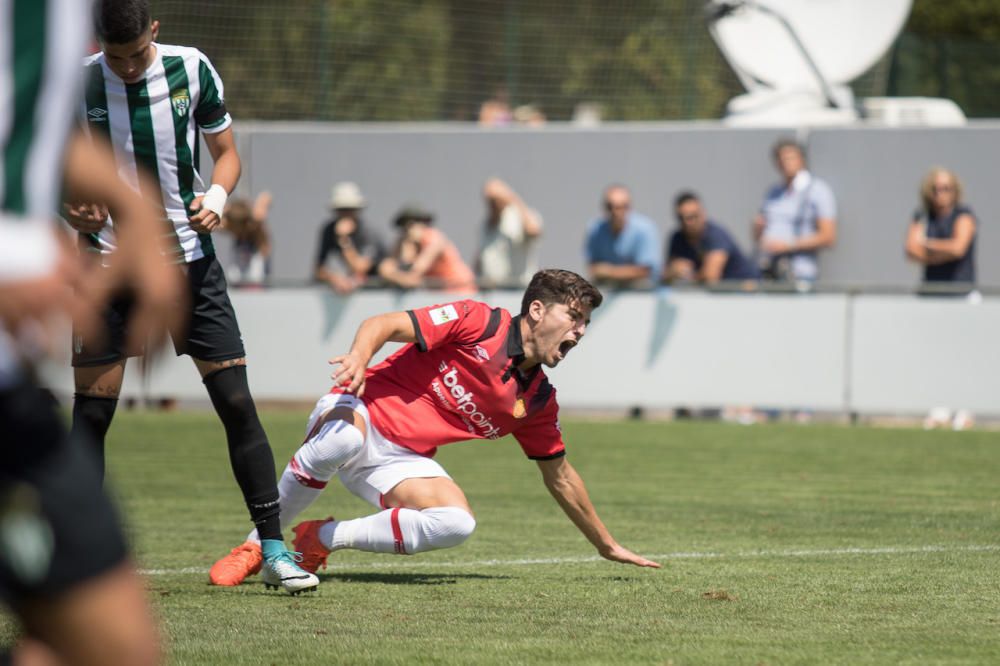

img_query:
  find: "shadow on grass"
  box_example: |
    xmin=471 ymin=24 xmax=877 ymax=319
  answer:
xmin=320 ymin=571 xmax=510 ymax=586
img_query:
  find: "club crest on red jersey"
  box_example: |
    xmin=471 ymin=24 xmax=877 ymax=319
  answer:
xmin=513 ymin=397 xmax=527 ymax=418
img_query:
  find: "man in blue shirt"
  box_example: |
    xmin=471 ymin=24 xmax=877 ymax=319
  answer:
xmin=753 ymin=139 xmax=837 ymax=282
xmin=585 ymin=184 xmax=660 ymax=288
xmin=665 ymin=191 xmax=759 ymax=285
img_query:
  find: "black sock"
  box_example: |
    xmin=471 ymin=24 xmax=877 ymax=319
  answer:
xmin=202 ymin=365 xmax=282 ymax=541
xmin=71 ymin=394 xmax=118 ymax=482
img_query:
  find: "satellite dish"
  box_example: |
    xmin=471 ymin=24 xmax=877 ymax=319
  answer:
xmin=711 ymin=0 xmax=911 ymax=91
xmin=703 ymin=0 xmax=958 ymax=126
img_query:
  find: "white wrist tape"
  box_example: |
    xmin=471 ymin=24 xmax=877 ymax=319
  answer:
xmin=201 ymin=184 xmax=228 ymax=218
xmin=0 ymin=218 xmax=59 ymax=282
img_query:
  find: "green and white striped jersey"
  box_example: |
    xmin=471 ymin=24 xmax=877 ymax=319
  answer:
xmin=2 ymin=0 xmax=90 ymax=384
xmin=81 ymin=43 xmax=233 ymax=264
xmin=2 ymin=0 xmax=88 ymax=225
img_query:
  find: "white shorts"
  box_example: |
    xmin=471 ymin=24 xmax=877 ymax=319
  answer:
xmin=305 ymin=392 xmax=451 ymax=509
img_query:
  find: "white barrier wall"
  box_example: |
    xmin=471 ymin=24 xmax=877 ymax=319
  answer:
xmin=40 ymin=289 xmax=998 ymax=416
xmin=849 ymin=295 xmax=1000 ymax=414
xmin=543 ymin=290 xmax=849 ymax=410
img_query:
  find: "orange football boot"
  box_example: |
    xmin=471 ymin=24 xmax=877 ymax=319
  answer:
xmin=292 ymin=518 xmax=334 ymax=573
xmin=209 ymin=541 xmax=262 ymax=586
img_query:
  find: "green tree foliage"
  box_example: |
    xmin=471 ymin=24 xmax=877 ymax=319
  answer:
xmin=152 ymin=0 xmax=1000 ymax=121
xmin=156 ymin=0 xmax=740 ymax=121
xmin=907 ymin=0 xmax=1000 ymax=38
xmin=158 ymin=0 xmax=450 ymax=120
xmin=892 ymin=0 xmax=1000 ymax=117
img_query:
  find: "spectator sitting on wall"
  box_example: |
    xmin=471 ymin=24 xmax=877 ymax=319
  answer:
xmin=378 ymin=204 xmax=477 ymax=293
xmin=477 ymin=178 xmax=543 ymax=288
xmin=223 ymin=191 xmax=272 ymax=287
xmin=905 ymin=167 xmax=977 ymax=290
xmin=753 ymin=139 xmax=837 ymax=284
xmin=585 ymin=184 xmax=661 ymax=289
xmin=664 ymin=191 xmax=759 ymax=286
xmin=315 ymin=181 xmax=386 ymax=295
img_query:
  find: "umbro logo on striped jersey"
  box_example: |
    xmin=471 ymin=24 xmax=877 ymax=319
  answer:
xmin=87 ymin=107 xmax=107 ymax=121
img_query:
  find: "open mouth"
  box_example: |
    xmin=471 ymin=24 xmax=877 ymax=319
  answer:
xmin=558 ymin=340 xmax=577 ymax=357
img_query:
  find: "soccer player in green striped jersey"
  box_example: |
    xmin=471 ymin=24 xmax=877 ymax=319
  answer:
xmin=1 ymin=0 xmax=186 ymax=661
xmin=64 ymin=0 xmax=318 ymax=595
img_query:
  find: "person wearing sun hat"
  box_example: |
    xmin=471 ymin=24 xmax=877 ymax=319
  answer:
xmin=315 ymin=181 xmax=386 ymax=294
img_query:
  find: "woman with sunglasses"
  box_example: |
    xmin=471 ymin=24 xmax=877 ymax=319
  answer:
xmin=905 ymin=167 xmax=977 ymax=287
xmin=905 ymin=167 xmax=978 ymax=431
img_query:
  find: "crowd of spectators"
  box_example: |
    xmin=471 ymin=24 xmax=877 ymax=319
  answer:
xmin=222 ymin=138 xmax=978 ymax=297
xmin=216 ymin=139 xmax=979 ymax=429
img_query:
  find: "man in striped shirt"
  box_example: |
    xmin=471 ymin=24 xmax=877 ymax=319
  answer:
xmin=63 ymin=0 xmax=317 ymax=594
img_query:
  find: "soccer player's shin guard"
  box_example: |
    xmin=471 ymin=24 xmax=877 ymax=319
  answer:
xmin=325 ymin=506 xmax=476 ymax=554
xmin=203 ymin=364 xmax=281 ymax=541
xmin=71 ymin=394 xmax=118 ymax=479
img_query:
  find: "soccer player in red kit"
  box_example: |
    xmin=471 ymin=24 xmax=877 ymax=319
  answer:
xmin=210 ymin=269 xmax=659 ymax=585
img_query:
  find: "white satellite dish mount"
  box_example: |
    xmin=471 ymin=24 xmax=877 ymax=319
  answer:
xmin=704 ymin=0 xmax=964 ymax=127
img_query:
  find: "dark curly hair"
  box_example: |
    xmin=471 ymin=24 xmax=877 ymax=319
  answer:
xmin=520 ymin=269 xmax=603 ymax=316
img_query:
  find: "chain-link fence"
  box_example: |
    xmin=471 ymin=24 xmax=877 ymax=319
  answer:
xmin=152 ymin=0 xmax=1000 ymax=122
xmin=887 ymin=32 xmax=1000 ymax=119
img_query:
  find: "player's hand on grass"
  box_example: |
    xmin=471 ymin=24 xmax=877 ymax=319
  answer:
xmin=63 ymin=202 xmax=109 ymax=233
xmin=188 ymin=195 xmax=222 ymax=233
xmin=330 ymin=350 xmax=368 ymax=396
xmin=599 ymin=543 xmax=661 ymax=568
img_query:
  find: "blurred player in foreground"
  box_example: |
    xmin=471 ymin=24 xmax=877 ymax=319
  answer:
xmin=1 ymin=0 xmax=182 ymax=662
xmin=63 ymin=0 xmax=317 ymax=593
xmin=211 ymin=269 xmax=660 ymax=584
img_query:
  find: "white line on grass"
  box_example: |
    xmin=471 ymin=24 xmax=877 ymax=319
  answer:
xmin=138 ymin=544 xmax=1000 ymax=576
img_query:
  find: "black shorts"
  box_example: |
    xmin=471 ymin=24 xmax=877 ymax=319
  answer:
xmin=72 ymin=254 xmax=246 ymax=367
xmin=0 ymin=379 xmax=128 ymax=606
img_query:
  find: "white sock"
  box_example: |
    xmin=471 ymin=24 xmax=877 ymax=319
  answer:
xmin=245 ymin=420 xmax=364 ymax=544
xmin=318 ymin=506 xmax=476 ymax=555
xmin=246 ymin=465 xmax=326 ymax=544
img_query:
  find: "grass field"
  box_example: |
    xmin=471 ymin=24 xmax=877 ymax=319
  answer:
xmin=3 ymin=412 xmax=999 ymax=664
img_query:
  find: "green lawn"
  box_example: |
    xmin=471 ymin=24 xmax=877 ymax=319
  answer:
xmin=4 ymin=413 xmax=1000 ymax=664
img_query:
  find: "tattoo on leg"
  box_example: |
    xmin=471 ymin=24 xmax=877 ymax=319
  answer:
xmin=80 ymin=385 xmax=121 ymax=399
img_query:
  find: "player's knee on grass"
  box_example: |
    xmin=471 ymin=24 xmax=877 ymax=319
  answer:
xmin=411 ymin=507 xmax=476 ymax=552
xmin=294 ymin=419 xmax=364 ymax=482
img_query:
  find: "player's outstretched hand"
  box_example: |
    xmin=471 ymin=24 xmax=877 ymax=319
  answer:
xmin=330 ymin=350 xmax=368 ymax=396
xmin=188 ymin=195 xmax=222 ymax=233
xmin=600 ymin=543 xmax=661 ymax=569
xmin=63 ymin=202 xmax=109 ymax=233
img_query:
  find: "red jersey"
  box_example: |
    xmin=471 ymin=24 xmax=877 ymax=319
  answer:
xmin=344 ymin=299 xmax=565 ymax=460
